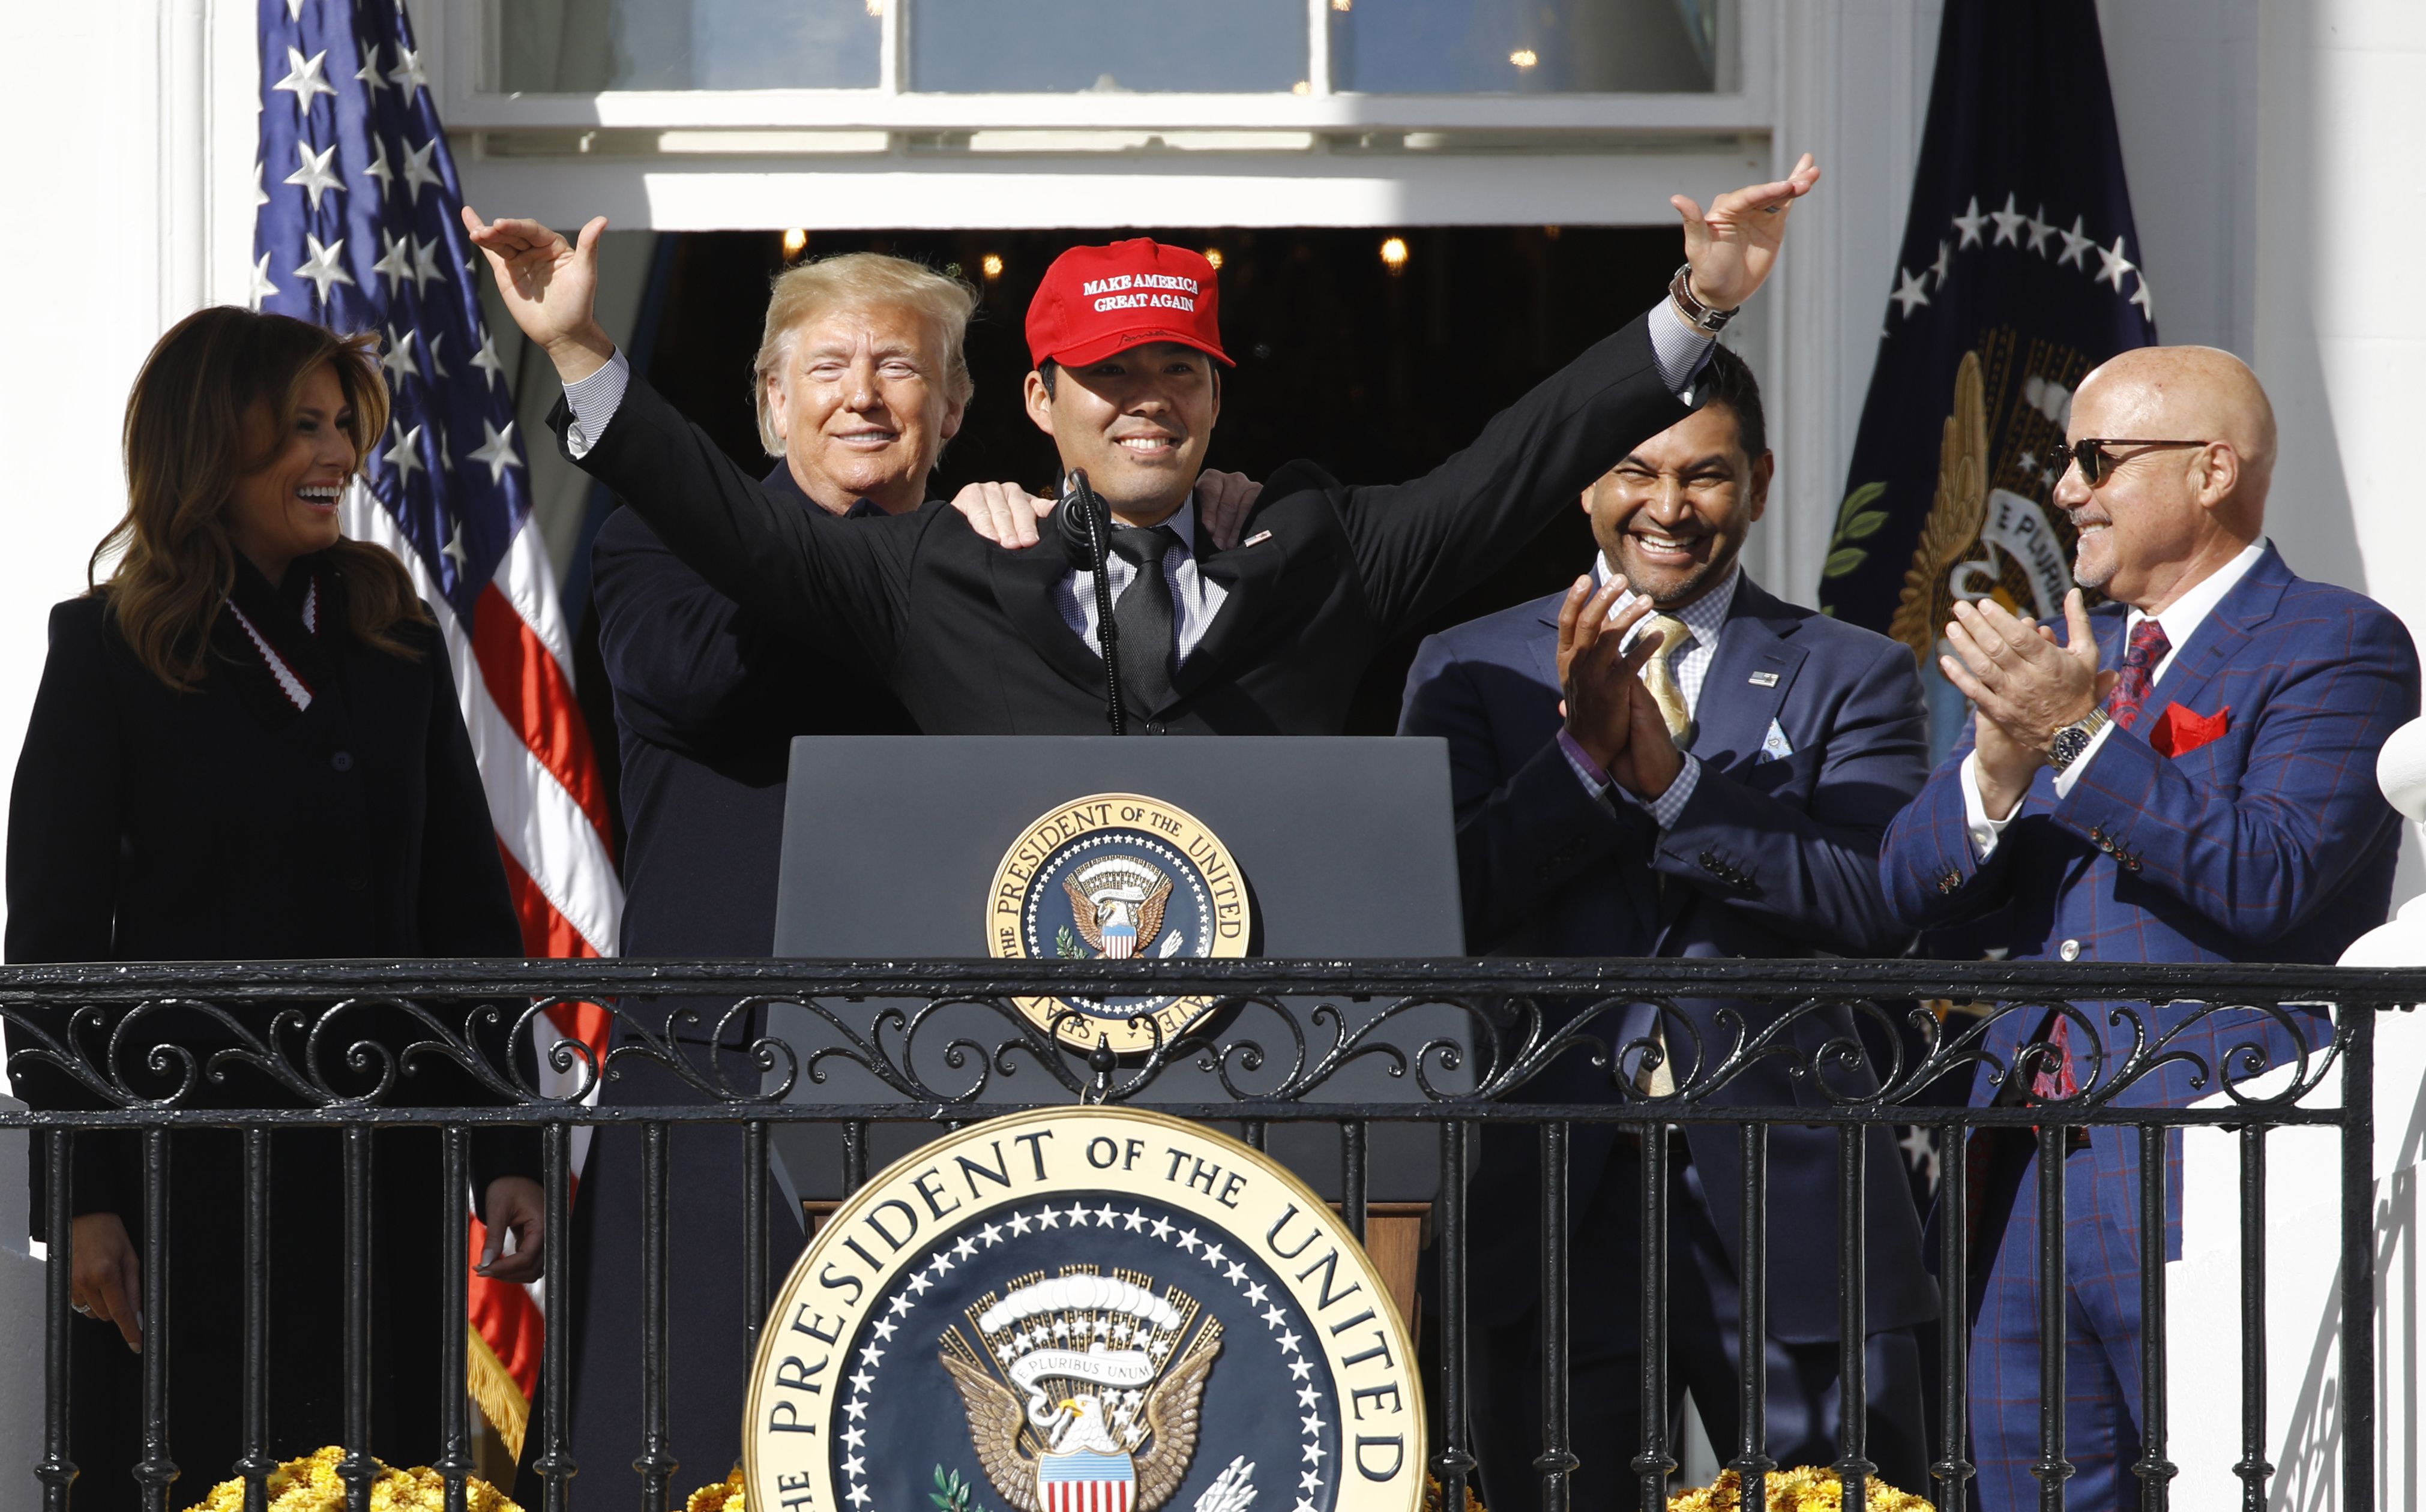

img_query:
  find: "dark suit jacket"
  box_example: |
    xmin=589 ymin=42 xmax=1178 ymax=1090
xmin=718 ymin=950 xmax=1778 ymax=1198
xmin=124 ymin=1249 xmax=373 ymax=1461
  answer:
xmin=552 ymin=313 xmax=1694 ymax=734
xmin=591 ymin=464 xmax=917 ymax=962
xmin=1400 ymin=572 xmax=1937 ymax=1341
xmin=6 ymin=578 xmax=533 ymax=1213
xmin=1882 ymin=543 xmax=2418 ymax=1258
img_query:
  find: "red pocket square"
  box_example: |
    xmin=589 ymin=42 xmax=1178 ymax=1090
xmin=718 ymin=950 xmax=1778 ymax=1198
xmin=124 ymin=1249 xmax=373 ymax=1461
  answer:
xmin=2149 ymin=701 xmax=2230 ymax=757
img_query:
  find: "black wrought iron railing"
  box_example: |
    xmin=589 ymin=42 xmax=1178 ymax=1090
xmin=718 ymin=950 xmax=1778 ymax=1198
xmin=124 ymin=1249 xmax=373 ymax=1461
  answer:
xmin=1 ymin=958 xmax=2409 ymax=1512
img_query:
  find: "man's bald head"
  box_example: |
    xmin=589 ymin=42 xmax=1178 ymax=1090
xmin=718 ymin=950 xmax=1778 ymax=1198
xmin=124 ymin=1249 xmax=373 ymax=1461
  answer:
xmin=2055 ymin=345 xmax=2277 ymax=613
xmin=2079 ymin=344 xmax=2277 ymax=513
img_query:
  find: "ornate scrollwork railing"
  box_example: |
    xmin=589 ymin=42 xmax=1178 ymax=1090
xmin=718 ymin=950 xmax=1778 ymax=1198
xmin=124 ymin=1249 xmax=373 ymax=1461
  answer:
xmin=0 ymin=958 xmax=2405 ymax=1122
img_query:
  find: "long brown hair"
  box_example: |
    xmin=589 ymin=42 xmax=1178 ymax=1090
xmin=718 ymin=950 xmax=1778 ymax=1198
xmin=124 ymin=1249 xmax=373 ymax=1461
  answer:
xmin=95 ymin=306 xmax=430 ymax=689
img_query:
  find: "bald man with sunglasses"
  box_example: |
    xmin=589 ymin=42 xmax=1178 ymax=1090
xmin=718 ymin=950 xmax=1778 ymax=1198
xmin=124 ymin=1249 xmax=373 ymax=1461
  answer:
xmin=1879 ymin=346 xmax=2418 ymax=1511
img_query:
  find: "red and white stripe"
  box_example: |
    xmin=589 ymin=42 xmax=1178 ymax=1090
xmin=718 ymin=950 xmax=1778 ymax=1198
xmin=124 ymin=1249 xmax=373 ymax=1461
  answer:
xmin=1044 ymin=1481 xmax=1132 ymax=1512
xmin=345 ymin=482 xmax=621 ymax=1402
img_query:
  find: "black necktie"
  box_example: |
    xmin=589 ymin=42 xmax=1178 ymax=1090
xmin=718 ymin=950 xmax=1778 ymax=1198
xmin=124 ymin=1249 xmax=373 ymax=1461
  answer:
xmin=1107 ymin=524 xmax=1181 ymax=713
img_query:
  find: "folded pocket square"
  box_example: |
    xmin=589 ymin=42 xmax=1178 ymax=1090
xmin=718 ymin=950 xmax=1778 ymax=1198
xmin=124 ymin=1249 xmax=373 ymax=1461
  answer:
xmin=2149 ymin=701 xmax=2230 ymax=757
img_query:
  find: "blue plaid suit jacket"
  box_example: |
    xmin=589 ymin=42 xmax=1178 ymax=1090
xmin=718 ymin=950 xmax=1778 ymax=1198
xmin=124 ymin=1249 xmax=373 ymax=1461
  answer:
xmin=1882 ymin=543 xmax=2418 ymax=1256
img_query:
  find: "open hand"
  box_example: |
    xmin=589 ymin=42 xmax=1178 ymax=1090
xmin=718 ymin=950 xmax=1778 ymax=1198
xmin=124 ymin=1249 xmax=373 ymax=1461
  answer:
xmin=477 ymin=1175 xmax=547 ymax=1284
xmin=1194 ymin=470 xmax=1262 ymax=550
xmin=1940 ymin=590 xmax=2115 ymax=811
xmin=1556 ymin=575 xmax=1661 ymax=775
xmin=1674 ymin=152 xmax=1820 ymax=311
xmin=954 ymin=481 xmax=1055 ymax=548
xmin=462 ymin=208 xmax=615 ymax=383
xmin=71 ymin=1211 xmax=143 ymax=1352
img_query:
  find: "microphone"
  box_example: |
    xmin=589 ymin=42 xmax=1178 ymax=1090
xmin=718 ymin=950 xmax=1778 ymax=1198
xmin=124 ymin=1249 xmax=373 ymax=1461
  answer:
xmin=1059 ymin=469 xmax=1126 ymax=735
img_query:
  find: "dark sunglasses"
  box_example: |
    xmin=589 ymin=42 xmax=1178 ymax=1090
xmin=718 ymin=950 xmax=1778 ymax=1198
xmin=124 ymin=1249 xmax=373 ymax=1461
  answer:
xmin=2060 ymin=437 xmax=2214 ymax=486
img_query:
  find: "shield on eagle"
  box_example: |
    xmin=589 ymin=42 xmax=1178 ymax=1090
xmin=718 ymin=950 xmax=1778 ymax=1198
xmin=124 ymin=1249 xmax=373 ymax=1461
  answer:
xmin=939 ymin=1267 xmax=1220 ymax=1512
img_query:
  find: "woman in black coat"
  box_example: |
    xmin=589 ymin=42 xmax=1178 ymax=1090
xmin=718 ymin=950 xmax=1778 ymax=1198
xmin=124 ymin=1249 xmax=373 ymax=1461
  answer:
xmin=3 ymin=307 xmax=543 ymax=1503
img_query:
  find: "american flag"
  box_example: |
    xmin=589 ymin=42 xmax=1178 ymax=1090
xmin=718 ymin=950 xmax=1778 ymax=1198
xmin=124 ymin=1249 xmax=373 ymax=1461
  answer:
xmin=251 ymin=0 xmax=622 ymax=1451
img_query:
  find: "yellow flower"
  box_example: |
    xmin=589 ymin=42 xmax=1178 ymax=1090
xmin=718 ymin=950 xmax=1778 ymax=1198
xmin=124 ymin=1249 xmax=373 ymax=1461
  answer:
xmin=182 ymin=1447 xmax=523 ymax=1512
xmin=1667 ymin=1466 xmax=1934 ymax=1512
xmin=687 ymin=1468 xmax=747 ymax=1512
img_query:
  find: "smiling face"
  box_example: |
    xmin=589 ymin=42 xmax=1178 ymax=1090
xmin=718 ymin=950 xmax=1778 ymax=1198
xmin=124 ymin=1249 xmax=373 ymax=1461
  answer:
xmin=225 ymin=361 xmax=357 ymax=586
xmin=765 ymin=299 xmax=965 ymax=516
xmin=1581 ymin=401 xmax=1771 ymax=609
xmin=2053 ymin=347 xmax=2271 ymax=613
xmin=1024 ymin=341 xmax=1219 ymax=527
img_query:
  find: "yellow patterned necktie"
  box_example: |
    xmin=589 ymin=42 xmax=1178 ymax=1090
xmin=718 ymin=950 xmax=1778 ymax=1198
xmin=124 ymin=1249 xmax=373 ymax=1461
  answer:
xmin=1639 ymin=612 xmax=1694 ymax=744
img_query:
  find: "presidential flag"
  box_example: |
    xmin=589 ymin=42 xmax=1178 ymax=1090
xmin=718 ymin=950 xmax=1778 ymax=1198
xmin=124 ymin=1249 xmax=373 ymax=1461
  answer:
xmin=252 ymin=0 xmax=621 ymax=1454
xmin=1817 ymin=0 xmax=2157 ymax=759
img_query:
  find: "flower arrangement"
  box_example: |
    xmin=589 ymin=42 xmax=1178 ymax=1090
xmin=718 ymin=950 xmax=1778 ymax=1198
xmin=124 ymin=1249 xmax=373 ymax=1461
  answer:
xmin=1667 ymin=1467 xmax=1934 ymax=1512
xmin=184 ymin=1448 xmax=521 ymax=1512
xmin=687 ymin=1468 xmax=746 ymax=1512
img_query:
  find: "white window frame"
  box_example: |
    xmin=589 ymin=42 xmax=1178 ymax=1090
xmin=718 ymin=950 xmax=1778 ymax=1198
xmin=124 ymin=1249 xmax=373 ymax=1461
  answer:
xmin=438 ymin=0 xmax=1773 ymax=137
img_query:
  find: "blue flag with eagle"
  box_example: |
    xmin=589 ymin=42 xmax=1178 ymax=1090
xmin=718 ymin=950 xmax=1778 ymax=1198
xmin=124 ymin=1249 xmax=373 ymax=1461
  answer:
xmin=1818 ymin=0 xmax=2157 ymax=759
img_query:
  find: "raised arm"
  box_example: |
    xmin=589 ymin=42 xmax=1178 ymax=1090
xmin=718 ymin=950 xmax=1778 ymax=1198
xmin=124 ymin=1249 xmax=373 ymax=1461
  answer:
xmin=1341 ymin=157 xmax=1819 ymax=637
xmin=465 ymin=209 xmax=912 ymax=665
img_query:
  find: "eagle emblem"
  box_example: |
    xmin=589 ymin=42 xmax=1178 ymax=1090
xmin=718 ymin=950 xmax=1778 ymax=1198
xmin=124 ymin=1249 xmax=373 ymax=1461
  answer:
xmin=940 ymin=1268 xmax=1221 ymax=1512
xmin=1062 ymin=859 xmax=1176 ymax=961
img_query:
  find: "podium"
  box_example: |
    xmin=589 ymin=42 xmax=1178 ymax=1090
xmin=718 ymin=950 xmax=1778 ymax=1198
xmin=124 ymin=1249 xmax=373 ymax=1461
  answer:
xmin=764 ymin=736 xmax=1472 ymax=1214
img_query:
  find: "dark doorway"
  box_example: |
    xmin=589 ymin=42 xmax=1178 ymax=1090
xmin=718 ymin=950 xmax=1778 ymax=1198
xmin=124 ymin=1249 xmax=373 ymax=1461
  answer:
xmin=620 ymin=223 xmax=1681 ymax=742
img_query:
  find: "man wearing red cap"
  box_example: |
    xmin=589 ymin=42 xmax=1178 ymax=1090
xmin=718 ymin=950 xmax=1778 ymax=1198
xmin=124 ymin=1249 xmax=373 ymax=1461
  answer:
xmin=467 ymin=155 xmax=1816 ymax=737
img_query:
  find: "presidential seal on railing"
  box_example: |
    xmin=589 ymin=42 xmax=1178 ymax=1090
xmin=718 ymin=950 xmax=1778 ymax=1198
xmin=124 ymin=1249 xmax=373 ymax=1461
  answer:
xmin=745 ymin=1108 xmax=1420 ymax=1512
xmin=986 ymin=795 xmax=1252 ymax=1051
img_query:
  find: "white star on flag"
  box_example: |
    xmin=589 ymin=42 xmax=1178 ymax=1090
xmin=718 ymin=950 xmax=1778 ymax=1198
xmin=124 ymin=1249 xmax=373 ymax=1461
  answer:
xmin=1989 ymin=192 xmax=2027 ymax=247
xmin=364 ymin=137 xmax=394 ymax=195
xmin=2130 ymin=271 xmax=2155 ymax=319
xmin=248 ymin=253 xmax=278 ymax=309
xmin=427 ymin=331 xmax=450 ymax=379
xmin=2093 ymin=236 xmax=2135 ymax=290
xmin=271 ymin=47 xmax=337 ymax=119
xmin=292 ymin=234 xmax=354 ymax=303
xmin=1951 ymin=195 xmax=1986 ymax=248
xmin=1928 ymin=239 xmax=1953 ymax=287
xmin=1891 ymin=266 xmax=1931 ymax=317
xmin=470 ymin=329 xmax=508 ymax=390
xmin=409 ymin=234 xmax=449 ymax=294
xmin=2056 ymin=216 xmax=2095 ymax=269
xmin=355 ymin=41 xmax=390 ymax=99
xmin=372 ymin=231 xmax=414 ymax=293
xmin=442 ymin=521 xmax=469 ymax=571
xmin=390 ymin=43 xmax=429 ymax=94
xmin=382 ymin=421 xmax=425 ymax=491
xmin=284 ymin=140 xmax=345 ymax=212
xmin=379 ymin=326 xmax=420 ymax=388
xmin=400 ymin=138 xmax=444 ymax=204
xmin=2025 ymin=205 xmax=2056 ymax=256
xmin=252 ymin=160 xmax=270 ymax=208
xmin=466 ymin=420 xmax=522 ymax=484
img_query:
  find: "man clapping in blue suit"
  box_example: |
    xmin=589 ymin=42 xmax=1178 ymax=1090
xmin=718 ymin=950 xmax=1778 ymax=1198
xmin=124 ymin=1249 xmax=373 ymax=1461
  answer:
xmin=1880 ymin=346 xmax=2418 ymax=1511
xmin=1400 ymin=346 xmax=1937 ymax=1510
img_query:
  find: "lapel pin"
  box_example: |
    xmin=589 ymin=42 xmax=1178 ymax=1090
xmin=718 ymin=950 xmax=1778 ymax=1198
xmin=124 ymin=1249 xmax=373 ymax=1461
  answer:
xmin=1241 ymin=530 xmax=1273 ymax=548
xmin=1748 ymin=670 xmax=1780 ymax=688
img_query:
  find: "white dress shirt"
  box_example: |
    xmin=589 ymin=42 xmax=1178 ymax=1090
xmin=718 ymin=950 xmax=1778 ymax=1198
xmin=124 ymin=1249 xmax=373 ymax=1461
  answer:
xmin=1961 ymin=538 xmax=2269 ymax=860
xmin=558 ymin=298 xmax=1720 ymax=666
xmin=1055 ymin=500 xmax=1226 ymax=667
xmin=1562 ymin=560 xmax=1741 ymax=829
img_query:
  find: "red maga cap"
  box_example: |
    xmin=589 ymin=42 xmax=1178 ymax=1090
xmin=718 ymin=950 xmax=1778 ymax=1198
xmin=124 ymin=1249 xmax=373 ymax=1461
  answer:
xmin=1025 ymin=239 xmax=1232 ymax=369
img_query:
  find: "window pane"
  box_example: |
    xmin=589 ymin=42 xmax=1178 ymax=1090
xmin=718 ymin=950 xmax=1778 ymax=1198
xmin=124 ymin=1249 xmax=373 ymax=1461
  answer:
xmin=911 ymin=0 xmax=1307 ymax=93
xmin=498 ymin=0 xmax=880 ymax=92
xmin=1331 ymin=0 xmax=1717 ymax=93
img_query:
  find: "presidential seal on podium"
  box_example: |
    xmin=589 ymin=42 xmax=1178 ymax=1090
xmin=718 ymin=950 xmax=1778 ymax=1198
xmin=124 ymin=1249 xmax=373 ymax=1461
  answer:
xmin=744 ymin=1108 xmax=1421 ymax=1512
xmin=985 ymin=794 xmax=1252 ymax=1052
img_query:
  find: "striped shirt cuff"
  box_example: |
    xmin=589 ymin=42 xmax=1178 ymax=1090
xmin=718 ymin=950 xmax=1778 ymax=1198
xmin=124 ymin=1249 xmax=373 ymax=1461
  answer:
xmin=562 ymin=349 xmax=632 ymax=460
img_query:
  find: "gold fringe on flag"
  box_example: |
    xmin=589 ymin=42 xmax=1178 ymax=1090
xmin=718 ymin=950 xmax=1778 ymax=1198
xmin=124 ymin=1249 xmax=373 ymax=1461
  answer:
xmin=466 ymin=1322 xmax=530 ymax=1463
